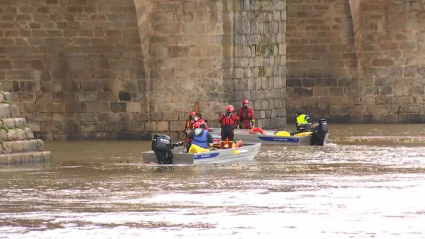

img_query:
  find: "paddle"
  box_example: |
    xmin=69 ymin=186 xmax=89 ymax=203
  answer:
xmin=194 ymin=101 xmax=200 ymax=114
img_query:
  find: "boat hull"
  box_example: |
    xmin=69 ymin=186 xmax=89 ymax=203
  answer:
xmin=208 ymin=128 xmax=328 ymax=146
xmin=142 ymin=143 xmax=261 ymax=165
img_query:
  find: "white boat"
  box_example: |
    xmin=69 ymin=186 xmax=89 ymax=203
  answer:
xmin=208 ymin=119 xmax=329 ymax=146
xmin=141 ymin=134 xmax=261 ymax=165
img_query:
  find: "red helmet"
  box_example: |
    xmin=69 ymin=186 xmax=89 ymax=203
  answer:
xmin=193 ymin=122 xmax=201 ymax=128
xmin=226 ymin=105 xmax=234 ymax=112
xmin=242 ymin=99 xmax=249 ymax=104
xmin=189 ymin=111 xmax=196 ymax=116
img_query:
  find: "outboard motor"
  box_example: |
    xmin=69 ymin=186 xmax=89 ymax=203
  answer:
xmin=152 ymin=134 xmax=184 ymax=164
xmin=152 ymin=134 xmax=173 ymax=164
xmin=310 ymin=119 xmax=328 ymax=146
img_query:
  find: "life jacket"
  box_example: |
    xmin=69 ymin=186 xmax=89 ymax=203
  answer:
xmin=192 ymin=129 xmax=210 ymax=149
xmin=221 ymin=113 xmax=235 ymax=126
xmin=297 ymin=114 xmax=309 ymax=124
xmin=240 ymin=107 xmax=253 ymax=121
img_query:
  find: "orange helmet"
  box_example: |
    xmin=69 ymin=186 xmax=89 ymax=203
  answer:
xmin=193 ymin=122 xmax=201 ymax=128
xmin=189 ymin=111 xmax=196 ymax=116
xmin=226 ymin=105 xmax=234 ymax=112
xmin=242 ymin=99 xmax=249 ymax=104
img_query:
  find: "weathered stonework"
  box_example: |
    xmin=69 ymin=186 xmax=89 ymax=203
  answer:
xmin=0 ymin=83 xmax=51 ymax=166
xmin=350 ymin=0 xmax=425 ymax=123
xmin=146 ymin=0 xmax=229 ymax=139
xmin=0 ymin=0 xmax=287 ymax=140
xmin=231 ymin=0 xmax=287 ymax=128
xmin=287 ymin=0 xmax=425 ymax=123
xmin=2 ymin=0 xmax=425 ymax=140
xmin=286 ymin=0 xmax=358 ymax=123
xmin=0 ymin=0 xmax=149 ymax=140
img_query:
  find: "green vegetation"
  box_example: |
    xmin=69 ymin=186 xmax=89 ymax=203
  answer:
xmin=259 ymin=67 xmax=266 ymax=77
xmin=256 ymin=43 xmax=275 ymax=57
xmin=0 ymin=125 xmax=9 ymax=132
xmin=0 ymin=125 xmax=26 ymax=133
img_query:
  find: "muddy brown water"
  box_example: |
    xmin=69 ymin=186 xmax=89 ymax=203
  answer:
xmin=1 ymin=124 xmax=425 ymax=238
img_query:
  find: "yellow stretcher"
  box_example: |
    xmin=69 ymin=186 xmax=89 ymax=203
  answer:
xmin=274 ymin=131 xmax=312 ymax=137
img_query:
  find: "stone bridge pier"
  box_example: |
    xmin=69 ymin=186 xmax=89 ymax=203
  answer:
xmin=286 ymin=0 xmax=425 ymax=123
xmin=0 ymin=0 xmax=287 ymax=140
xmin=3 ymin=0 xmax=424 ymax=140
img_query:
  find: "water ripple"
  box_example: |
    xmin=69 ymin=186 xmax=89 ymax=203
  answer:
xmin=1 ymin=141 xmax=425 ymax=238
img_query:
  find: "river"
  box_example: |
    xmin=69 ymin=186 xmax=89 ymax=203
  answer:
xmin=0 ymin=124 xmax=424 ymax=238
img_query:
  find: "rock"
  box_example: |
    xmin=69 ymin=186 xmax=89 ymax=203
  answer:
xmin=7 ymin=129 xmax=18 ymax=141
xmin=2 ymin=118 xmax=15 ymax=128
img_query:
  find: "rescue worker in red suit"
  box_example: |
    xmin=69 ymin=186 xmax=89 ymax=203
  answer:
xmin=184 ymin=111 xmax=197 ymax=132
xmin=237 ymin=99 xmax=255 ymax=129
xmin=218 ymin=105 xmax=240 ymax=149
xmin=193 ymin=112 xmax=210 ymax=130
xmin=183 ymin=111 xmax=197 ymax=152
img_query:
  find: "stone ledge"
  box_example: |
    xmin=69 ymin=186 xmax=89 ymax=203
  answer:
xmin=0 ymin=104 xmax=20 ymax=118
xmin=0 ymin=151 xmax=51 ymax=166
xmin=0 ymin=91 xmax=12 ymax=103
xmin=1 ymin=139 xmax=44 ymax=154
xmin=1 ymin=118 xmax=27 ymax=128
xmin=0 ymin=128 xmax=34 ymax=141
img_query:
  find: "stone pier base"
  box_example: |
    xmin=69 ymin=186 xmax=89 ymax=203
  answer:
xmin=0 ymin=83 xmax=51 ymax=166
xmin=0 ymin=152 xmax=51 ymax=166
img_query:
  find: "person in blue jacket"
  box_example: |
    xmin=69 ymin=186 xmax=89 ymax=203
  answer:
xmin=187 ymin=121 xmax=213 ymax=150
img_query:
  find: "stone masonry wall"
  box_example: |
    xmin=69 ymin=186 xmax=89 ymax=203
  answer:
xmin=286 ymin=0 xmax=359 ymax=123
xmin=286 ymin=0 xmax=425 ymax=124
xmin=5 ymin=0 xmax=425 ymax=139
xmin=0 ymin=0 xmax=148 ymax=140
xmin=231 ymin=0 xmax=287 ymax=128
xmin=145 ymin=0 xmax=230 ymax=140
xmin=1 ymin=0 xmax=288 ymax=139
xmin=0 ymin=83 xmax=51 ymax=166
xmin=350 ymin=0 xmax=425 ymax=123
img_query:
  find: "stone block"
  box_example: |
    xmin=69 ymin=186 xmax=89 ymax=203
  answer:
xmin=28 ymin=122 xmax=41 ymax=132
xmin=24 ymin=127 xmax=34 ymax=139
xmin=109 ymin=59 xmax=134 ymax=69
xmin=144 ymin=121 xmax=157 ymax=131
xmin=14 ymin=118 xmax=27 ymax=127
xmin=29 ymin=140 xmax=39 ymax=152
xmin=127 ymin=102 xmax=141 ymax=113
xmin=36 ymin=139 xmax=44 ymax=151
xmin=0 ymin=105 xmax=10 ymax=118
xmin=65 ymin=102 xmax=86 ymax=113
xmin=80 ymin=122 xmax=97 ymax=132
xmin=11 ymin=141 xmax=24 ymax=153
xmin=2 ymin=118 xmax=15 ymax=128
xmin=2 ymin=142 xmax=12 ymax=154
xmin=170 ymin=121 xmax=184 ymax=131
xmin=96 ymin=113 xmax=119 ymax=122
xmin=103 ymin=122 xmax=126 ymax=132
xmin=86 ymin=102 xmax=110 ymax=113
xmin=155 ymin=24 xmax=180 ymax=34
xmin=2 ymin=92 xmax=12 ymax=102
xmin=60 ymin=122 xmax=80 ymax=131
xmin=126 ymin=121 xmax=144 ymax=131
xmin=41 ymin=122 xmax=61 ymax=132
xmin=0 ymin=130 xmax=7 ymax=141
xmin=156 ymin=121 xmax=169 ymax=131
